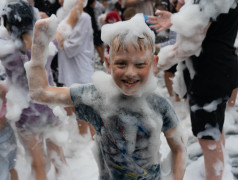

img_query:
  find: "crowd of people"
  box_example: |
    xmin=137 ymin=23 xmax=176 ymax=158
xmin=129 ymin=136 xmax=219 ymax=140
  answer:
xmin=0 ymin=0 xmax=237 ymax=180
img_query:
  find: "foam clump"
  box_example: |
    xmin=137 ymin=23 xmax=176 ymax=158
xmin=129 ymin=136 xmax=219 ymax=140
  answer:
xmin=101 ymin=13 xmax=155 ymax=52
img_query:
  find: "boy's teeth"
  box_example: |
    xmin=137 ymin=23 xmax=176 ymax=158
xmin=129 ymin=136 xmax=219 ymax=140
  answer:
xmin=127 ymin=81 xmax=135 ymax=84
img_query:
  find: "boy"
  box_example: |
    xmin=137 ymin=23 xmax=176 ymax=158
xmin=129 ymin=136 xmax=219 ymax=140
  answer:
xmin=25 ymin=13 xmax=186 ymax=179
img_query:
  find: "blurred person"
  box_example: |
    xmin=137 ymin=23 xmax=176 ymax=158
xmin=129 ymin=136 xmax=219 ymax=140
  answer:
xmin=31 ymin=0 xmax=62 ymax=86
xmin=94 ymin=0 xmax=106 ymax=23
xmin=84 ymin=0 xmax=105 ymax=64
xmin=155 ymin=0 xmax=182 ymax=102
xmin=104 ymin=4 xmax=122 ymax=55
xmin=176 ymin=0 xmax=185 ymax=12
xmin=0 ymin=76 xmax=18 ymax=180
xmin=121 ymin=0 xmax=155 ymax=15
xmin=56 ymin=0 xmax=96 ymax=137
xmin=122 ymin=7 xmax=136 ymax=20
xmin=148 ymin=1 xmax=238 ymax=180
xmin=0 ymin=0 xmax=86 ymax=179
xmin=227 ymin=33 xmax=238 ymax=108
xmin=105 ymin=1 xmax=122 ymax=24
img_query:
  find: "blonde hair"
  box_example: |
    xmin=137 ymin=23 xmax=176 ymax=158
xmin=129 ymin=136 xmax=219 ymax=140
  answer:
xmin=109 ymin=33 xmax=154 ymax=59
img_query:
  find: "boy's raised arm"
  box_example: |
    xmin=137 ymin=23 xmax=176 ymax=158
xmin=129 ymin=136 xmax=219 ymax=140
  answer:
xmin=25 ymin=0 xmax=86 ymax=105
xmin=25 ymin=16 xmax=72 ymax=106
xmin=164 ymin=126 xmax=187 ymax=180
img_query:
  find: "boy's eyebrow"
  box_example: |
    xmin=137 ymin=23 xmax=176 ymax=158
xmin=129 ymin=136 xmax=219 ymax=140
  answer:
xmin=113 ymin=57 xmax=149 ymax=63
xmin=135 ymin=59 xmax=147 ymax=63
xmin=113 ymin=57 xmax=128 ymax=62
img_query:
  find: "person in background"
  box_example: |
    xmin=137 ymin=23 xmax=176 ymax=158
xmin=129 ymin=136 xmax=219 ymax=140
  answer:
xmin=155 ymin=0 xmax=182 ymax=102
xmin=0 ymin=80 xmax=18 ymax=180
xmin=148 ymin=1 xmax=238 ymax=179
xmin=105 ymin=2 xmax=122 ymax=24
xmin=84 ymin=0 xmax=105 ymax=64
xmin=0 ymin=0 xmax=85 ymax=179
xmin=94 ymin=0 xmax=106 ymax=26
xmin=175 ymin=0 xmax=185 ymax=12
xmin=122 ymin=7 xmax=136 ymax=20
xmin=29 ymin=0 xmax=61 ymax=86
xmin=56 ymin=0 xmax=96 ymax=138
xmin=227 ymin=32 xmax=238 ymax=108
xmin=121 ymin=0 xmax=155 ymax=15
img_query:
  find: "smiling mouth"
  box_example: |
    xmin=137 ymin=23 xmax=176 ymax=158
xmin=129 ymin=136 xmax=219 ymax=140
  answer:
xmin=122 ymin=80 xmax=140 ymax=87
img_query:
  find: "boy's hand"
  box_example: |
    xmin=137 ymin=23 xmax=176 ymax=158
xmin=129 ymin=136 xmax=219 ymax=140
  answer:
xmin=147 ymin=11 xmax=172 ymax=32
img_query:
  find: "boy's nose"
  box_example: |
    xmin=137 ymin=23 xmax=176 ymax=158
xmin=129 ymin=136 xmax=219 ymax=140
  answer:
xmin=125 ymin=65 xmax=137 ymax=77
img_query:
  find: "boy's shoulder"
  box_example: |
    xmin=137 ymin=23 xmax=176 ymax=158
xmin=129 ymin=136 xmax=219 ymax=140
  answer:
xmin=70 ymin=83 xmax=99 ymax=103
xmin=146 ymin=88 xmax=172 ymax=110
xmin=70 ymin=83 xmax=96 ymax=94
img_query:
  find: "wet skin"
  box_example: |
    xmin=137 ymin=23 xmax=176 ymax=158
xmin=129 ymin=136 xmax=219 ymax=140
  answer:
xmin=105 ymin=45 xmax=158 ymax=95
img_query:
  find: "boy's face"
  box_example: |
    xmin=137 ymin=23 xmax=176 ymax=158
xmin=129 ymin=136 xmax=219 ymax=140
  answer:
xmin=105 ymin=45 xmax=158 ymax=96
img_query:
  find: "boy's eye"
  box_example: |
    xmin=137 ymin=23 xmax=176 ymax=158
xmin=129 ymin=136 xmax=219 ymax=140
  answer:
xmin=115 ymin=61 xmax=126 ymax=67
xmin=135 ymin=62 xmax=146 ymax=68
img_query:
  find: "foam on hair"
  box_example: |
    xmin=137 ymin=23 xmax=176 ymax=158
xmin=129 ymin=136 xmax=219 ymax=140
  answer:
xmin=109 ymin=33 xmax=154 ymax=59
xmin=101 ymin=13 xmax=155 ymax=54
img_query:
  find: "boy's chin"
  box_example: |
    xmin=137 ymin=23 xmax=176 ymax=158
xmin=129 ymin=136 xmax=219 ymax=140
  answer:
xmin=120 ymin=88 xmax=139 ymax=96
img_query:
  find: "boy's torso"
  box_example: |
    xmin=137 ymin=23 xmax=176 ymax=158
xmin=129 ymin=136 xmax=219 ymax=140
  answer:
xmin=71 ymin=83 xmax=178 ymax=179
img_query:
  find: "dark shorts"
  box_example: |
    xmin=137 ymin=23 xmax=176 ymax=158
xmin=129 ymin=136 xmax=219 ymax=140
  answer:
xmin=164 ymin=64 xmax=177 ymax=73
xmin=188 ymin=97 xmax=227 ymax=140
xmin=183 ymin=64 xmax=233 ymax=140
xmin=93 ymin=30 xmax=103 ymax=47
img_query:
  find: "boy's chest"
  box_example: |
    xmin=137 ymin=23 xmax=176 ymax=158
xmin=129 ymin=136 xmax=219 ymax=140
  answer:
xmin=100 ymin=107 xmax=163 ymax=154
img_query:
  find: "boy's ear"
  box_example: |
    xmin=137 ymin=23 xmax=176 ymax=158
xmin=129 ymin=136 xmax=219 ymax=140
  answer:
xmin=153 ymin=55 xmax=159 ymax=74
xmin=104 ymin=56 xmax=111 ymax=74
xmin=153 ymin=55 xmax=159 ymax=66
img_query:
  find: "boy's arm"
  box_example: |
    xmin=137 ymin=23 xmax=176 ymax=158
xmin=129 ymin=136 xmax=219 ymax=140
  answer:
xmin=25 ymin=16 xmax=73 ymax=106
xmin=164 ymin=126 xmax=187 ymax=180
